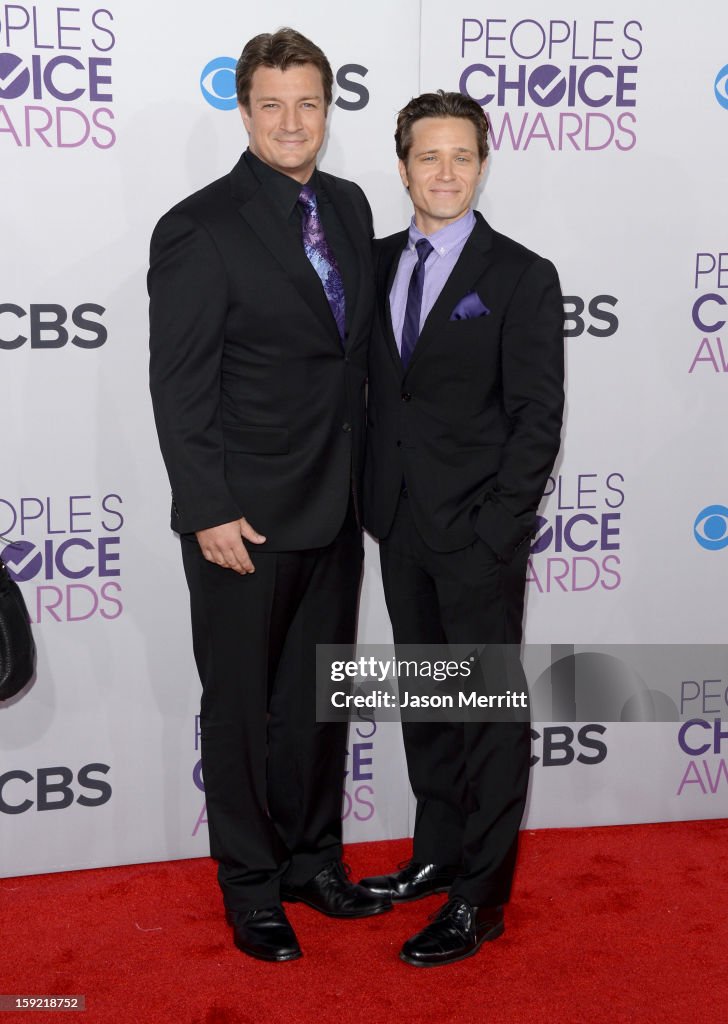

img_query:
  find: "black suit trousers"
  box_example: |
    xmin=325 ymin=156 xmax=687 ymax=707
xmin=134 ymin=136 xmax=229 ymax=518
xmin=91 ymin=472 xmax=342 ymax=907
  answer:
xmin=181 ymin=503 xmax=362 ymax=912
xmin=379 ymin=496 xmax=531 ymax=906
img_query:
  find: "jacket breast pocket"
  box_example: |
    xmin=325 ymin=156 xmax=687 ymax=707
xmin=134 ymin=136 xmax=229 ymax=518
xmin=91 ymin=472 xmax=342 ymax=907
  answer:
xmin=225 ymin=425 xmax=290 ymax=454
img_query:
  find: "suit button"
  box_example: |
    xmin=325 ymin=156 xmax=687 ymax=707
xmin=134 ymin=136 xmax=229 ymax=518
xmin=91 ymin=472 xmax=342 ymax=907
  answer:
xmin=342 ymin=422 xmax=352 ymax=432
xmin=401 ymin=392 xmax=412 ymax=402
xmin=396 ymin=440 xmax=402 ymax=448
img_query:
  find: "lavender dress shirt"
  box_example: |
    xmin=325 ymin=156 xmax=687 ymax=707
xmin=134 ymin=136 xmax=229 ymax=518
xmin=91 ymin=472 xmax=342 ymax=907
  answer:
xmin=389 ymin=210 xmax=476 ymax=355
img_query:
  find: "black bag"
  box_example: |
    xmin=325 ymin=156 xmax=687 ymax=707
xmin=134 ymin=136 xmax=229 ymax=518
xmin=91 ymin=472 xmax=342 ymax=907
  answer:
xmin=0 ymin=549 xmax=36 ymax=701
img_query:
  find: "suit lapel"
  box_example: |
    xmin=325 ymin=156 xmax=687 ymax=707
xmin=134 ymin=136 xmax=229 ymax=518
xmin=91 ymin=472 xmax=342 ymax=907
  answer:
xmin=406 ymin=212 xmax=496 ymax=374
xmin=230 ymin=157 xmax=341 ymax=345
xmin=322 ymin=175 xmax=373 ymax=346
xmin=378 ymin=232 xmax=408 ymax=375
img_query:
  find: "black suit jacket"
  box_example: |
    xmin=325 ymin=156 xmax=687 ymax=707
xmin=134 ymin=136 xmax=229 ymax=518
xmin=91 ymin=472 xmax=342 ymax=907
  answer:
xmin=148 ymin=154 xmax=374 ymax=549
xmin=363 ymin=211 xmax=564 ymax=561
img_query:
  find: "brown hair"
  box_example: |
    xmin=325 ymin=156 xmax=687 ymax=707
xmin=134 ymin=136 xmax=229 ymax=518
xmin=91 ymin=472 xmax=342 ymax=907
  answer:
xmin=236 ymin=27 xmax=334 ymax=110
xmin=395 ymin=90 xmax=489 ymax=163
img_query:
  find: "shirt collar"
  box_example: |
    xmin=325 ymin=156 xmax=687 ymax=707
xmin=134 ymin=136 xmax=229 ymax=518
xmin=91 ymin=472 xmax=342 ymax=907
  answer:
xmin=244 ymin=148 xmax=322 ymax=218
xmin=407 ymin=209 xmax=476 ymax=258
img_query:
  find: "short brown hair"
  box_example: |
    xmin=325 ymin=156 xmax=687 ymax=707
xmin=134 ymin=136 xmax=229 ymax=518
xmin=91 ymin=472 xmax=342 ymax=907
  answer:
xmin=395 ymin=90 xmax=489 ymax=163
xmin=236 ymin=27 xmax=334 ymax=110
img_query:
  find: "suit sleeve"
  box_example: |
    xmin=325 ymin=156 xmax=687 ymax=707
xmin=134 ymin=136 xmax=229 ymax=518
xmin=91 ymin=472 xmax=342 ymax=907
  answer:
xmin=148 ymin=210 xmax=243 ymax=534
xmin=474 ymin=256 xmax=564 ymax=562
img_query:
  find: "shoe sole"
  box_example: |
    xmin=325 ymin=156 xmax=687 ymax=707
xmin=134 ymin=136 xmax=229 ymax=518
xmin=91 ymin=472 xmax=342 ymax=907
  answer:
xmin=280 ymin=893 xmax=393 ymax=918
xmin=398 ymin=920 xmax=504 ymax=968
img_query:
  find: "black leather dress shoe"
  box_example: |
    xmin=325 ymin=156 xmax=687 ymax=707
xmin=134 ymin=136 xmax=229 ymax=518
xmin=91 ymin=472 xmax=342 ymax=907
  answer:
xmin=226 ymin=905 xmax=302 ymax=962
xmin=281 ymin=860 xmax=392 ymax=918
xmin=400 ymin=897 xmax=504 ymax=967
xmin=359 ymin=860 xmax=461 ymax=902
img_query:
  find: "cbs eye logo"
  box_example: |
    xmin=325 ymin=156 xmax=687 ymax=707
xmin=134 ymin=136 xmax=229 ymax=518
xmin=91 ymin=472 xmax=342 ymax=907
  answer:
xmin=200 ymin=57 xmax=238 ymax=111
xmin=694 ymin=505 xmax=728 ymax=550
xmin=715 ymin=65 xmax=728 ymax=110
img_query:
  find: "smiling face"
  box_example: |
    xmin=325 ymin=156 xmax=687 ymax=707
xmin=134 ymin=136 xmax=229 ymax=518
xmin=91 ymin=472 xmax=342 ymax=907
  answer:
xmin=239 ymin=63 xmax=327 ymax=183
xmin=399 ymin=116 xmax=486 ymax=236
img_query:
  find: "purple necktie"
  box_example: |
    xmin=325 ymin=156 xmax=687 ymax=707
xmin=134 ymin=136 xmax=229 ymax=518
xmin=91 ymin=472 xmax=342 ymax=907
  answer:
xmin=401 ymin=238 xmax=433 ymax=369
xmin=298 ymin=185 xmax=346 ymax=342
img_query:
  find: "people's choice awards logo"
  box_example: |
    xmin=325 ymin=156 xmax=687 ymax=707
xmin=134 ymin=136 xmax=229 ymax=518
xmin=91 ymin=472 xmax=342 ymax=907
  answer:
xmin=0 ymin=494 xmax=124 ymax=622
xmin=200 ymin=57 xmax=237 ymax=110
xmin=714 ymin=65 xmax=728 ymax=110
xmin=0 ymin=7 xmax=116 ymax=149
xmin=694 ymin=505 xmax=728 ymax=551
xmin=689 ymin=252 xmax=727 ymax=373
xmin=458 ymin=17 xmax=643 ymax=152
xmin=527 ymin=472 xmax=624 ymax=593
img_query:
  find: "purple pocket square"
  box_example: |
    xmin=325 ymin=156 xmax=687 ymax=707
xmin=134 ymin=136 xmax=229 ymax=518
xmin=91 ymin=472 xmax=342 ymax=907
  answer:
xmin=449 ymin=291 xmax=490 ymax=321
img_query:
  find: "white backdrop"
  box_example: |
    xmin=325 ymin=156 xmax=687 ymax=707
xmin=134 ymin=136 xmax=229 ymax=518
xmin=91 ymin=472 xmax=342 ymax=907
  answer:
xmin=2 ymin=1 xmax=727 ymax=877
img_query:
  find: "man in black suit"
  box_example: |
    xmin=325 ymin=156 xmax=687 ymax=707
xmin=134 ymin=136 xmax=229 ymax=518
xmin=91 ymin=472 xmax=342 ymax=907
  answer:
xmin=359 ymin=91 xmax=564 ymax=966
xmin=148 ymin=28 xmax=389 ymax=963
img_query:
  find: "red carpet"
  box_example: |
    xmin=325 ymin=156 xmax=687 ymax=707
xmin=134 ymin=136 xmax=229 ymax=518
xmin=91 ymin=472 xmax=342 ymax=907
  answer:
xmin=2 ymin=821 xmax=727 ymax=1023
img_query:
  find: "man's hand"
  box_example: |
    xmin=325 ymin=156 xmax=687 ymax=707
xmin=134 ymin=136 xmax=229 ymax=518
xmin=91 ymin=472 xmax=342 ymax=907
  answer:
xmin=195 ymin=517 xmax=266 ymax=574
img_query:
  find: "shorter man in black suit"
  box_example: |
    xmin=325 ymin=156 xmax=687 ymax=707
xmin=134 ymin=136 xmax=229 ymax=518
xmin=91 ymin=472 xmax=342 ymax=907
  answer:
xmin=360 ymin=91 xmax=564 ymax=966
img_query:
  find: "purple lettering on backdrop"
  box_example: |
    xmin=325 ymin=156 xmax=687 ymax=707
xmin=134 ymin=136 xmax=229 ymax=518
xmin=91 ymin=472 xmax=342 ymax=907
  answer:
xmin=600 ymin=514 xmax=621 ymax=550
xmin=35 ymin=585 xmax=64 ymax=622
xmin=694 ymin=253 xmax=717 ymax=288
xmin=43 ymin=54 xmax=84 ymax=101
xmin=458 ymin=20 xmax=641 ymax=152
xmin=688 ymin=337 xmax=728 ymax=374
xmin=57 ymin=105 xmax=91 ymax=147
xmin=24 ymin=105 xmax=53 ymax=146
xmin=701 ymin=680 xmax=725 ymax=714
xmin=99 ymin=581 xmax=122 ymax=619
xmin=352 ymin=743 xmax=373 ymax=781
xmin=676 ymin=761 xmax=707 ymax=795
xmin=510 ymin=20 xmax=547 ymax=61
xmin=0 ymin=53 xmax=30 ymax=99
xmin=32 ymin=6 xmax=54 ymax=49
xmin=69 ymin=495 xmax=93 ymax=533
xmin=485 ymin=18 xmax=506 ymax=58
xmin=692 ymin=294 xmax=727 ymax=333
xmin=57 ymin=6 xmax=82 ymax=51
xmin=680 ymin=681 xmax=701 ymax=715
xmin=4 ymin=5 xmax=31 ymax=46
xmin=55 ymin=537 xmax=94 ymax=579
xmin=98 ymin=536 xmax=120 ymax=576
xmin=192 ymin=804 xmax=207 ymax=837
xmin=461 ymin=18 xmax=484 ymax=58
xmin=91 ymin=10 xmax=116 ymax=53
xmin=66 ymin=583 xmax=99 ymax=620
xmin=20 ymin=497 xmax=44 ymax=533
xmin=88 ymin=57 xmax=112 ymax=101
xmin=702 ymin=760 xmax=728 ymax=793
xmin=531 ymin=512 xmax=622 ymax=555
xmin=678 ymin=720 xmax=711 ymax=756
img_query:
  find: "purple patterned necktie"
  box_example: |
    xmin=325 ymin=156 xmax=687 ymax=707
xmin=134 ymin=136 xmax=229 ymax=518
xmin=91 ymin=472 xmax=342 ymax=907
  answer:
xmin=298 ymin=185 xmax=346 ymax=342
xmin=401 ymin=238 xmax=434 ymax=369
